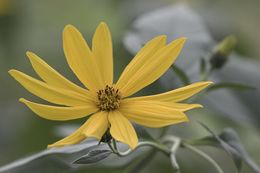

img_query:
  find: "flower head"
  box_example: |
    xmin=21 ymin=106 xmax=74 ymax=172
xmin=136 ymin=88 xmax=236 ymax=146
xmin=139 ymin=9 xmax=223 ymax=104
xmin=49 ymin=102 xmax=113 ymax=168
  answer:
xmin=9 ymin=22 xmax=212 ymax=149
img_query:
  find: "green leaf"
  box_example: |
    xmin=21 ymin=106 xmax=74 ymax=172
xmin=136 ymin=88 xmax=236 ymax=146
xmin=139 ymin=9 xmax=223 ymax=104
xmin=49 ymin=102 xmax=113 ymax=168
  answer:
xmin=199 ymin=123 xmax=244 ymax=171
xmin=171 ymin=65 xmax=190 ymax=85
xmin=200 ymin=58 xmax=207 ymax=76
xmin=219 ymin=128 xmax=260 ymax=173
xmin=133 ymin=124 xmax=155 ymax=141
xmin=73 ymin=149 xmax=112 ymax=164
xmin=189 ymin=122 xmax=260 ymax=173
xmin=206 ymin=83 xmax=257 ymax=92
xmin=0 ymin=136 xmax=150 ymax=173
xmin=186 ymin=136 xmax=219 ymax=146
xmin=0 ymin=141 xmax=101 ymax=173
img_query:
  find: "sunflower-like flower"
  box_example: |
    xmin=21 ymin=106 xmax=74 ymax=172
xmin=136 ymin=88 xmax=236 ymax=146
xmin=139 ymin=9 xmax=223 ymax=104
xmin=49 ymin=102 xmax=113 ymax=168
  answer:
xmin=9 ymin=22 xmax=212 ymax=149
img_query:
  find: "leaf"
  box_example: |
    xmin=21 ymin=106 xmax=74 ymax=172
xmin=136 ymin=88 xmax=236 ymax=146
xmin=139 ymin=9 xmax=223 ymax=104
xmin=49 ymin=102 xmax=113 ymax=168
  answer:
xmin=0 ymin=140 xmax=101 ymax=173
xmin=0 ymin=128 xmax=151 ymax=173
xmin=73 ymin=149 xmax=112 ymax=164
xmin=200 ymin=58 xmax=207 ymax=77
xmin=171 ymin=65 xmax=190 ymax=85
xmin=124 ymin=3 xmax=260 ymax=126
xmin=206 ymin=83 xmax=257 ymax=92
xmin=219 ymin=128 xmax=260 ymax=173
xmin=188 ymin=122 xmax=260 ymax=173
xmin=198 ymin=122 xmax=243 ymax=171
xmin=133 ymin=124 xmax=155 ymax=141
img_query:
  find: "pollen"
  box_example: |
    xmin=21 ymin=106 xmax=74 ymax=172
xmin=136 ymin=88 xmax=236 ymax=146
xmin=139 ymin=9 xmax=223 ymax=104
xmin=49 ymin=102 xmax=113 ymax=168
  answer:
xmin=97 ymin=85 xmax=121 ymax=111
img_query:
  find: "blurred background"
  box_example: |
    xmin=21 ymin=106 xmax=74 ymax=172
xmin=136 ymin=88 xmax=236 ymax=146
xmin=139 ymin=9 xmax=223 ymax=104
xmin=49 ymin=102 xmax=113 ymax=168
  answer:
xmin=0 ymin=0 xmax=260 ymax=173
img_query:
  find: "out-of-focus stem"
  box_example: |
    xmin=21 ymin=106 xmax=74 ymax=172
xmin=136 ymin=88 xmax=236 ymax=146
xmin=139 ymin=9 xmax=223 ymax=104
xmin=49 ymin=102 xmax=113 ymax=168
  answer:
xmin=182 ymin=143 xmax=224 ymax=173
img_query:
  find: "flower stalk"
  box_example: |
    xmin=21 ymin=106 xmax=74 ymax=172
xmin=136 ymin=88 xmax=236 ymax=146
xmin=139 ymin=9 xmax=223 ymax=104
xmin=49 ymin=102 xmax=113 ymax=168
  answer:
xmin=182 ymin=142 xmax=224 ymax=173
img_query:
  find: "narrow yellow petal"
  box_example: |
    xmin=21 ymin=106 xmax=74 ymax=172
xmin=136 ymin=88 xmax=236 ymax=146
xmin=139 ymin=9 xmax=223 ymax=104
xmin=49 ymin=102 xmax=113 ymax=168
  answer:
xmin=48 ymin=112 xmax=108 ymax=148
xmin=48 ymin=121 xmax=88 ymax=148
xmin=63 ymin=25 xmax=103 ymax=91
xmin=20 ymin=98 xmax=98 ymax=121
xmin=118 ymin=37 xmax=186 ymax=97
xmin=119 ymin=100 xmax=189 ymax=128
xmin=9 ymin=70 xmax=90 ymax=106
xmin=129 ymin=81 xmax=213 ymax=102
xmin=109 ymin=111 xmax=138 ymax=149
xmin=26 ymin=51 xmax=91 ymax=96
xmin=82 ymin=111 xmax=109 ymax=139
xmin=92 ymin=22 xmax=113 ymax=86
xmin=116 ymin=35 xmax=166 ymax=92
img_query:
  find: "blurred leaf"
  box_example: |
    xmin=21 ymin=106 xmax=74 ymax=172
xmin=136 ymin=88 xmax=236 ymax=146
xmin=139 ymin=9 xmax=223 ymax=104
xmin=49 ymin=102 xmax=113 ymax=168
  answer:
xmin=187 ymin=136 xmax=218 ymax=147
xmin=133 ymin=124 xmax=155 ymax=141
xmin=0 ymin=141 xmax=101 ymax=173
xmin=219 ymin=129 xmax=260 ymax=173
xmin=123 ymin=4 xmax=213 ymax=85
xmin=199 ymin=123 xmax=243 ymax=171
xmin=207 ymin=83 xmax=257 ymax=92
xmin=73 ymin=149 xmax=112 ymax=164
xmin=0 ymin=137 xmax=150 ymax=173
xmin=171 ymin=65 xmax=190 ymax=85
xmin=124 ymin=3 xmax=260 ymax=126
xmin=200 ymin=58 xmax=207 ymax=77
xmin=122 ymin=150 xmax=156 ymax=173
xmin=188 ymin=123 xmax=260 ymax=173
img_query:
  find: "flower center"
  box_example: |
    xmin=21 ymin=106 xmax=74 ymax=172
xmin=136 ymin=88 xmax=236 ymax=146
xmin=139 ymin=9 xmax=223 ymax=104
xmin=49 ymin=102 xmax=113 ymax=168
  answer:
xmin=97 ymin=85 xmax=121 ymax=111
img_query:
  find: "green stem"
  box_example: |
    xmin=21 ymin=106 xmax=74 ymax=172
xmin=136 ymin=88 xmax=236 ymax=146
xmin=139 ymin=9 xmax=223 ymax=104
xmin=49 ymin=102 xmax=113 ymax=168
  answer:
xmin=112 ymin=138 xmax=118 ymax=151
xmin=182 ymin=143 xmax=224 ymax=173
xmin=110 ymin=141 xmax=171 ymax=157
xmin=171 ymin=65 xmax=190 ymax=85
xmin=201 ymin=66 xmax=214 ymax=81
xmin=107 ymin=141 xmax=117 ymax=153
xmin=163 ymin=136 xmax=181 ymax=172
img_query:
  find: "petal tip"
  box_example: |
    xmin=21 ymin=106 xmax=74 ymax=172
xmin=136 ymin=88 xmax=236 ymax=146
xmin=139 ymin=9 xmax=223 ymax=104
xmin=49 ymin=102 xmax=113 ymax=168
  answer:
xmin=207 ymin=81 xmax=214 ymax=85
xmin=19 ymin=98 xmax=27 ymax=103
xmin=96 ymin=21 xmax=110 ymax=32
xmin=204 ymin=81 xmax=214 ymax=87
xmin=99 ymin=21 xmax=108 ymax=27
xmin=159 ymin=35 xmax=167 ymax=42
xmin=64 ymin=24 xmax=76 ymax=33
xmin=179 ymin=37 xmax=187 ymax=44
xmin=194 ymin=104 xmax=203 ymax=109
xmin=8 ymin=69 xmax=17 ymax=76
xmin=26 ymin=51 xmax=36 ymax=61
xmin=26 ymin=51 xmax=33 ymax=56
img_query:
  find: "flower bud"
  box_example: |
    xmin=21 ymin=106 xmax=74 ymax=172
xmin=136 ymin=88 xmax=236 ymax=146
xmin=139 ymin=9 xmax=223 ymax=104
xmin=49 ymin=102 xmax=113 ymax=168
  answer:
xmin=210 ymin=35 xmax=237 ymax=69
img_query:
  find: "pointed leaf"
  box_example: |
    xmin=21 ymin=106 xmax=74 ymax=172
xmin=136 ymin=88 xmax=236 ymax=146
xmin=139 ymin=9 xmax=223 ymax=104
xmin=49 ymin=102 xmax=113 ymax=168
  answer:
xmin=73 ymin=149 xmax=112 ymax=164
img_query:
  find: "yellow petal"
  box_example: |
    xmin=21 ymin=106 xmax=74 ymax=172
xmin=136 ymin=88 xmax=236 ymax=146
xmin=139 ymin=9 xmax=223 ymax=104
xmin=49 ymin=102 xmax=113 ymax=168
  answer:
xmin=119 ymin=100 xmax=189 ymax=128
xmin=20 ymin=98 xmax=98 ymax=121
xmin=125 ymin=98 xmax=202 ymax=111
xmin=129 ymin=81 xmax=213 ymax=102
xmin=48 ymin=121 xmax=88 ymax=148
xmin=9 ymin=70 xmax=90 ymax=106
xmin=26 ymin=51 xmax=91 ymax=96
xmin=82 ymin=111 xmax=109 ymax=139
xmin=63 ymin=25 xmax=103 ymax=91
xmin=48 ymin=112 xmax=109 ymax=147
xmin=117 ymin=37 xmax=186 ymax=97
xmin=109 ymin=111 xmax=138 ymax=149
xmin=116 ymin=35 xmax=166 ymax=93
xmin=92 ymin=22 xmax=113 ymax=86
xmin=48 ymin=112 xmax=108 ymax=148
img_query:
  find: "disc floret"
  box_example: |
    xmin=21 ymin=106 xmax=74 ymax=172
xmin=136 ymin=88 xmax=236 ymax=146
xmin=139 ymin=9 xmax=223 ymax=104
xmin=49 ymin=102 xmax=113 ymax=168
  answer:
xmin=97 ymin=85 xmax=121 ymax=111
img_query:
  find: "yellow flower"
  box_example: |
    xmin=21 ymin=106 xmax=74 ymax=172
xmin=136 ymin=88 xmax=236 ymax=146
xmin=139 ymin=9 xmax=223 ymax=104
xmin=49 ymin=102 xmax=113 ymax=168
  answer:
xmin=9 ymin=22 xmax=212 ymax=149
